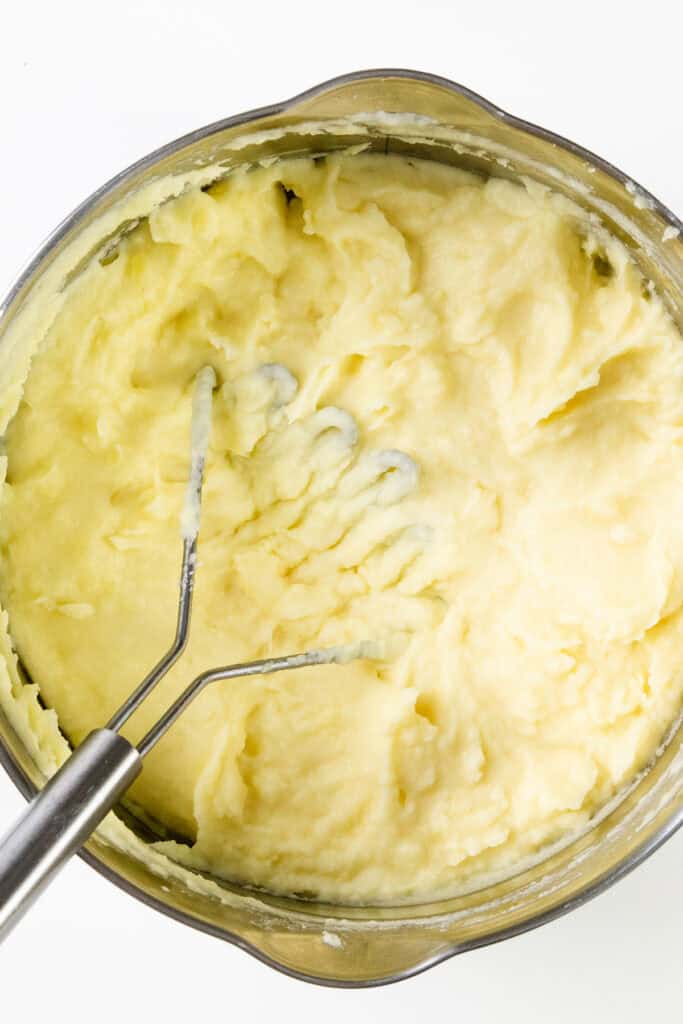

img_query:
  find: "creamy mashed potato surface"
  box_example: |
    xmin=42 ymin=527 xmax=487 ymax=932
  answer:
xmin=1 ymin=153 xmax=683 ymax=901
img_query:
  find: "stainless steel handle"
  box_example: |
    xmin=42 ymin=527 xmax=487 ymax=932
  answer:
xmin=0 ymin=729 xmax=142 ymax=942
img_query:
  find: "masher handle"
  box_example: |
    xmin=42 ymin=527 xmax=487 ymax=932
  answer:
xmin=0 ymin=729 xmax=141 ymax=942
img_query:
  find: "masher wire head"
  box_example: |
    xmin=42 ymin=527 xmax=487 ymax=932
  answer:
xmin=106 ymin=366 xmax=376 ymax=757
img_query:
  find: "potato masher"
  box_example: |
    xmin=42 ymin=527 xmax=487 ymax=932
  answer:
xmin=0 ymin=366 xmax=375 ymax=941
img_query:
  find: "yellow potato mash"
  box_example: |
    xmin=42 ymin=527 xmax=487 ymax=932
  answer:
xmin=1 ymin=153 xmax=683 ymax=902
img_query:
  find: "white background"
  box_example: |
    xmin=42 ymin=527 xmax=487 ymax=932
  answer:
xmin=1 ymin=1 xmax=681 ymax=1019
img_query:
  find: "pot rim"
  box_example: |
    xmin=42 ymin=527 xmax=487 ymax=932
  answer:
xmin=0 ymin=67 xmax=681 ymax=988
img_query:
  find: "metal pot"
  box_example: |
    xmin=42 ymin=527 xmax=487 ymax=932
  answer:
xmin=0 ymin=69 xmax=682 ymax=987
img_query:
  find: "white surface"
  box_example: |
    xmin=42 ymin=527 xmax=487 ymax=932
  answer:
xmin=1 ymin=1 xmax=681 ymax=1019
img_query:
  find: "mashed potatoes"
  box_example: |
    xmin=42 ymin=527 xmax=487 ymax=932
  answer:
xmin=1 ymin=153 xmax=682 ymax=901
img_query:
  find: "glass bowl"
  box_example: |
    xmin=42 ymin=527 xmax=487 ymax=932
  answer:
xmin=0 ymin=69 xmax=682 ymax=987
